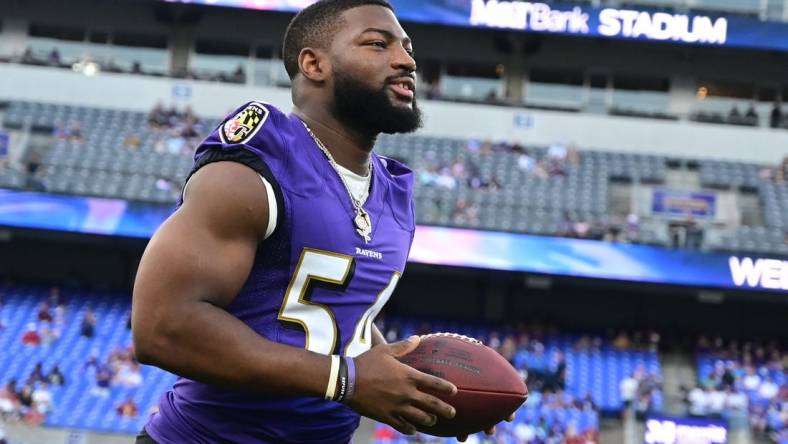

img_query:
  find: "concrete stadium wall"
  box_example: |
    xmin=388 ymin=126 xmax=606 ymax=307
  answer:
xmin=2 ymin=64 xmax=787 ymax=164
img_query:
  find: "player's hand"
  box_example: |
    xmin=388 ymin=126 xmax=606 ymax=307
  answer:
xmin=348 ymin=335 xmax=457 ymax=435
xmin=456 ymin=409 xmax=515 ymax=441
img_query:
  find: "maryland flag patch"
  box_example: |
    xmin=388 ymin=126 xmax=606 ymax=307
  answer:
xmin=220 ymin=102 xmax=269 ymax=144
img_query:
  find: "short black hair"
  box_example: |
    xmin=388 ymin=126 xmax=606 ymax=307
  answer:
xmin=282 ymin=0 xmax=394 ymax=80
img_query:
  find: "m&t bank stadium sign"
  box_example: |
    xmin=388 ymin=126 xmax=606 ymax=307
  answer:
xmin=470 ymin=0 xmax=728 ymax=45
xmin=163 ymin=0 xmax=788 ymax=52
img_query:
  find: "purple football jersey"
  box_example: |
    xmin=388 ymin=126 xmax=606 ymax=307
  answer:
xmin=145 ymin=101 xmax=416 ymax=444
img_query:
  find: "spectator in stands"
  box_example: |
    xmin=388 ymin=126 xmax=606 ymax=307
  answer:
xmin=720 ymin=361 xmax=736 ymax=389
xmin=743 ymin=366 xmax=762 ymax=391
xmin=426 ymin=79 xmax=441 ymax=100
xmin=484 ymin=89 xmax=497 ymax=104
xmin=124 ymin=134 xmax=141 ymax=150
xmin=548 ymin=351 xmax=567 ymax=391
xmin=725 ymin=386 xmax=749 ymax=425
xmin=37 ymin=302 xmax=53 ymax=323
xmin=155 ymin=177 xmax=178 ymax=197
xmin=26 ymin=362 xmax=46 ymax=386
xmin=579 ymin=392 xmax=597 ymax=411
xmin=81 ymin=307 xmax=96 ymax=337
xmin=47 ymin=365 xmax=65 ymax=386
xmin=0 ymin=134 xmax=7 ymax=172
xmin=47 ymin=48 xmax=61 ymax=66
xmin=771 ymin=102 xmax=783 ymax=129
xmin=499 ymin=336 xmax=517 ymax=365
xmin=0 ymin=427 xmax=6 ymax=444
xmin=32 ymin=382 xmax=53 ymax=414
xmin=53 ymin=301 xmax=66 ymax=327
xmin=416 ymin=163 xmax=438 ymax=187
xmin=48 ymin=286 xmax=61 ymax=307
xmin=117 ymin=397 xmax=139 ymax=418
xmin=729 ymin=105 xmax=742 ymax=125
xmin=53 ymin=120 xmax=68 ymax=140
xmin=612 ymin=331 xmax=631 ymax=350
xmin=232 ymin=64 xmax=246 ymax=84
xmin=517 ymin=149 xmax=536 ymax=173
xmin=24 ymin=152 xmax=45 ymax=192
xmin=451 ymin=198 xmax=480 ymax=226
xmin=745 ymin=103 xmax=758 ymax=124
xmin=707 ymin=387 xmax=727 ymax=419
xmin=759 ymin=376 xmax=780 ymax=400
xmin=92 ymin=366 xmax=112 ymax=397
xmin=514 ymin=420 xmax=536 ymax=443
xmin=53 ymin=120 xmax=83 ymax=143
xmin=620 ymin=372 xmax=639 ymax=413
xmin=84 ymin=349 xmax=100 ymax=373
xmin=0 ymin=381 xmax=19 ymax=420
xmin=752 ymin=404 xmax=769 ymax=436
xmin=21 ymin=322 xmax=41 ymax=346
xmin=17 ymin=385 xmax=33 ymax=413
xmin=67 ymin=121 xmax=83 ymax=142
xmin=148 ymin=102 xmax=167 ymax=128
xmin=131 ymin=61 xmax=143 ymax=75
xmin=435 ymin=166 xmax=458 ymax=190
xmin=115 ymin=361 xmax=143 ymax=387
xmin=688 ymin=385 xmax=709 ymax=417
xmin=776 ymin=157 xmax=788 ymax=184
xmin=684 ymin=217 xmax=704 ymax=249
xmin=21 ymin=47 xmax=36 ymax=65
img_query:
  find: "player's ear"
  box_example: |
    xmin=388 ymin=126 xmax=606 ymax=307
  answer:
xmin=298 ymin=47 xmax=330 ymax=82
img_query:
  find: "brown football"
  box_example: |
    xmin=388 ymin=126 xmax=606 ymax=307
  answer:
xmin=398 ymin=333 xmax=528 ymax=437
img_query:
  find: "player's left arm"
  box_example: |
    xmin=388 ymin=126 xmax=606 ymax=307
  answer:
xmin=371 ymin=324 xmax=387 ymax=346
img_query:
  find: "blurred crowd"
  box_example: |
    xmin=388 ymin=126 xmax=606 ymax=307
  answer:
xmin=414 ymin=140 xmax=580 ymax=194
xmin=619 ymin=366 xmax=664 ymax=421
xmin=374 ymin=318 xmax=672 ymax=443
xmin=759 ymin=156 xmax=788 ymax=185
xmin=414 ymin=139 xmax=648 ymax=246
xmin=694 ymin=102 xmax=788 ymax=129
xmin=11 ymin=46 xmax=247 ymax=84
xmin=1 ymin=286 xmax=142 ymax=425
xmin=687 ymin=337 xmax=787 ymax=442
xmin=145 ymin=102 xmax=204 ymax=157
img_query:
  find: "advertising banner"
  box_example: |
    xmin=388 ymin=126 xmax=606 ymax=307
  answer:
xmin=652 ymin=189 xmax=717 ymax=219
xmin=645 ymin=416 xmax=728 ymax=444
xmin=1 ymin=188 xmax=785 ymax=292
xmin=162 ymin=0 xmax=788 ymax=52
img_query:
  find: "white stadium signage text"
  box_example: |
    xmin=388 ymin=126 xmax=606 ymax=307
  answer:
xmin=470 ymin=0 xmax=590 ymax=33
xmin=645 ymin=418 xmax=727 ymax=444
xmin=469 ymin=0 xmax=728 ymax=45
xmin=599 ymin=9 xmax=727 ymax=44
xmin=729 ymin=256 xmax=788 ymax=291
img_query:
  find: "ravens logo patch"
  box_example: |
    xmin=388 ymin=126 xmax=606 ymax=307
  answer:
xmin=220 ymin=102 xmax=269 ymax=145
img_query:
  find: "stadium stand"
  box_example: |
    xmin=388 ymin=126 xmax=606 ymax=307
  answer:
xmin=375 ymin=316 xmax=663 ymax=414
xmin=0 ymin=283 xmax=176 ymax=434
xmin=693 ymin=338 xmax=787 ymax=443
xmin=4 ymin=46 xmax=788 ymax=130
xmin=371 ymin=316 xmax=663 ymax=443
xmin=1 ymin=100 xmax=208 ymax=204
xmin=2 ymin=99 xmax=787 ymax=255
xmin=0 ymin=283 xmax=663 ymax=439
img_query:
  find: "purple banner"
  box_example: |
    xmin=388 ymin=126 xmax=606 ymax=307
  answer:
xmin=652 ymin=189 xmax=717 ymax=218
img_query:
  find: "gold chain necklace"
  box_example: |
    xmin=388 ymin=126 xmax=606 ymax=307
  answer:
xmin=302 ymin=122 xmax=373 ymax=243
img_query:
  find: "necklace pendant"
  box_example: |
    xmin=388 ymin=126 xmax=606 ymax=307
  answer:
xmin=354 ymin=210 xmax=372 ymax=243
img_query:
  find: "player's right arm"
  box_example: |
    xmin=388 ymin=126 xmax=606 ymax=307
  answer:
xmin=131 ymin=161 xmax=456 ymax=434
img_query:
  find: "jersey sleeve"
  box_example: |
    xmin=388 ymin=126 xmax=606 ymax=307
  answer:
xmin=180 ymin=101 xmax=288 ymax=237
